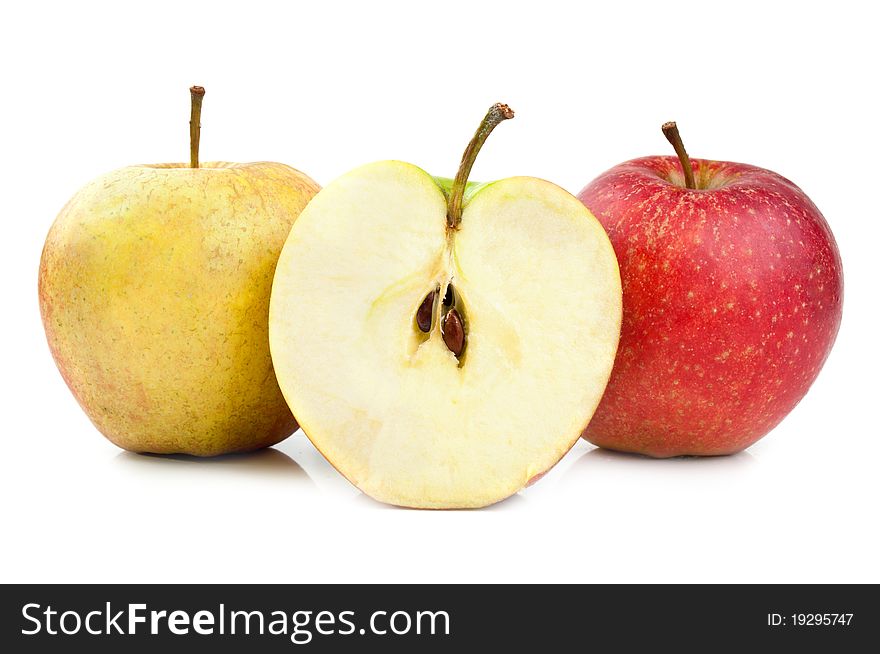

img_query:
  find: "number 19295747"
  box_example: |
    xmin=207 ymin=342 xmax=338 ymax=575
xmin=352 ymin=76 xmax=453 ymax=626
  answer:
xmin=767 ymin=613 xmax=853 ymax=627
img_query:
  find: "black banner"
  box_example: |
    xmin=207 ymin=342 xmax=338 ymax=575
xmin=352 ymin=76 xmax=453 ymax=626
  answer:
xmin=1 ymin=584 xmax=875 ymax=651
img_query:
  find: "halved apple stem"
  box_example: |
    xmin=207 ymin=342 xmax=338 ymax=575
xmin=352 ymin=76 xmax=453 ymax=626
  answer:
xmin=661 ymin=121 xmax=696 ymax=190
xmin=446 ymin=103 xmax=514 ymax=229
xmin=189 ymin=85 xmax=205 ymax=169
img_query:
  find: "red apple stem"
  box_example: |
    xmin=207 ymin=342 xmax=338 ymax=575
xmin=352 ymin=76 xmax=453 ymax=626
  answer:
xmin=189 ymin=86 xmax=205 ymax=168
xmin=447 ymin=103 xmax=515 ymax=229
xmin=662 ymin=121 xmax=696 ymax=190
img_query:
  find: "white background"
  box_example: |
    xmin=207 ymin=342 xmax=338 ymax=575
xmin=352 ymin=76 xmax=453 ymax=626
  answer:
xmin=2 ymin=1 xmax=878 ymax=583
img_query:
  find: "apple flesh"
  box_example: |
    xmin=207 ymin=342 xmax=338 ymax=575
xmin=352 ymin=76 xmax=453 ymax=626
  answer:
xmin=577 ymin=155 xmax=843 ymax=457
xmin=270 ymin=107 xmax=621 ymax=508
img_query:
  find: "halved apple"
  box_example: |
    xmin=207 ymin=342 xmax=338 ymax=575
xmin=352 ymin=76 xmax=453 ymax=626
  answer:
xmin=270 ymin=105 xmax=621 ymax=508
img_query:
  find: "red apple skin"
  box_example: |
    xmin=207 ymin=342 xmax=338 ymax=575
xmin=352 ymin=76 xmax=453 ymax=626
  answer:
xmin=577 ymin=156 xmax=843 ymax=457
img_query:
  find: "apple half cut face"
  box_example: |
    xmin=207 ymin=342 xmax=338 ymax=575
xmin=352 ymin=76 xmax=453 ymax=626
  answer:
xmin=269 ymin=111 xmax=621 ymax=508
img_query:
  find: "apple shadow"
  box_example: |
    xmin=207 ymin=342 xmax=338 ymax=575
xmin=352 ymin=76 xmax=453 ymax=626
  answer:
xmin=580 ymin=445 xmax=755 ymax=467
xmin=564 ymin=445 xmax=757 ymax=485
xmin=113 ymin=447 xmax=314 ymax=485
xmin=352 ymin=489 xmax=527 ymax=512
xmin=484 ymin=492 xmax=528 ymax=512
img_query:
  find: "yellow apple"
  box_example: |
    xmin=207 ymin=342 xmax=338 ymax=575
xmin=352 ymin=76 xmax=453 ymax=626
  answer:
xmin=38 ymin=87 xmax=320 ymax=455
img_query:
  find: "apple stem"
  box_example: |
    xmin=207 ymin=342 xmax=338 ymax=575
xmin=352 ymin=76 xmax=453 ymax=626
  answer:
xmin=189 ymin=86 xmax=205 ymax=168
xmin=662 ymin=121 xmax=696 ymax=190
xmin=447 ymin=103 xmax=514 ymax=229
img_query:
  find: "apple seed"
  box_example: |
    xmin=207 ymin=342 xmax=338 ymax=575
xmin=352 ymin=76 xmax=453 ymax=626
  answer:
xmin=442 ymin=308 xmax=465 ymax=357
xmin=416 ymin=290 xmax=436 ymax=333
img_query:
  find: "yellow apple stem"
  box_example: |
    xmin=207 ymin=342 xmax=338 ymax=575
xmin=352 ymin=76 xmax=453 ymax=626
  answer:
xmin=661 ymin=121 xmax=696 ymax=190
xmin=447 ymin=103 xmax=515 ymax=229
xmin=189 ymin=86 xmax=205 ymax=168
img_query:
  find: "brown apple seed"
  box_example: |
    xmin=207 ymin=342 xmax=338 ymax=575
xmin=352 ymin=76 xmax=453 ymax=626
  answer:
xmin=442 ymin=308 xmax=465 ymax=357
xmin=416 ymin=291 xmax=436 ymax=333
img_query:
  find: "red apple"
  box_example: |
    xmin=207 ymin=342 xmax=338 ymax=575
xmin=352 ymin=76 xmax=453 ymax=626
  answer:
xmin=576 ymin=122 xmax=843 ymax=457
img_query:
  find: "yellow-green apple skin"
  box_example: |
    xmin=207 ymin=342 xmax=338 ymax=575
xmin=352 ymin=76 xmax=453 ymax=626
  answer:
xmin=39 ymin=162 xmax=320 ymax=455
